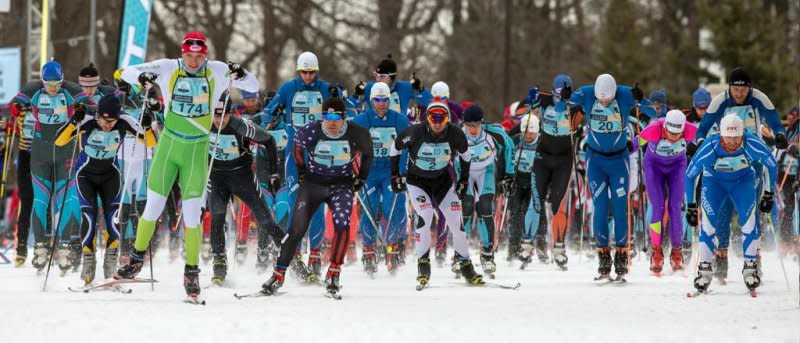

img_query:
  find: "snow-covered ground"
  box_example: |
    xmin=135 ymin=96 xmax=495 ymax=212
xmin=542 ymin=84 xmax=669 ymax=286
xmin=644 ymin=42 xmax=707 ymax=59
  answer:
xmin=1 ymin=248 xmax=798 ymax=343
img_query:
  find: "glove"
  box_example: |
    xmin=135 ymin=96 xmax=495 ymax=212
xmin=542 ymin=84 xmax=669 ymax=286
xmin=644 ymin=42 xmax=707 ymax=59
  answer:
xmin=759 ymin=191 xmax=774 ymax=213
xmin=72 ymin=104 xmax=87 ymax=123
xmin=227 ymin=61 xmax=245 ymax=80
xmin=146 ymin=94 xmax=163 ymax=112
xmin=775 ymin=133 xmax=789 ymax=150
xmin=686 ymin=203 xmax=698 ymax=227
xmin=117 ymin=80 xmax=131 ymax=95
xmin=141 ymin=111 xmax=153 ymax=128
xmin=390 ymin=174 xmax=407 ymax=193
xmin=328 ymin=85 xmax=340 ymax=98
xmin=686 ymin=142 xmax=699 ymax=157
xmin=560 ymin=82 xmax=572 ymax=100
xmin=352 ymin=177 xmax=366 ymax=192
xmin=138 ymin=72 xmax=158 ymax=88
xmin=268 ymin=174 xmax=282 ymax=194
xmin=455 ymin=179 xmax=468 ymax=199
xmin=501 ymin=175 xmax=514 ymax=197
xmin=354 ymin=81 xmax=366 ymax=97
xmin=632 ymin=83 xmax=644 ymax=103
xmin=410 ymin=73 xmax=423 ymax=91
xmin=527 ymin=86 xmax=539 ymax=103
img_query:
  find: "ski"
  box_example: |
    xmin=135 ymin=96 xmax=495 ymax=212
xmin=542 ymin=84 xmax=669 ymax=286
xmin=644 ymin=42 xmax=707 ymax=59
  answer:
xmin=233 ymin=290 xmax=285 ymax=299
xmin=184 ymin=295 xmax=206 ymax=305
xmin=415 ymin=283 xmax=428 ymax=291
xmin=324 ymin=290 xmax=342 ymax=300
xmin=686 ymin=290 xmax=712 ymax=298
xmin=748 ymin=290 xmax=757 ymax=298
xmin=452 ymin=281 xmax=521 ymax=290
xmin=68 ymin=283 xmax=132 ymax=294
xmin=74 ymin=277 xmax=157 ymax=292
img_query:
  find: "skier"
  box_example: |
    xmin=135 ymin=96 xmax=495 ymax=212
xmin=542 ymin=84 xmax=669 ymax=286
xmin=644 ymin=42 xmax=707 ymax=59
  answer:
xmin=263 ymin=51 xmax=343 ymax=278
xmin=687 ymin=114 xmax=777 ymax=294
xmin=115 ymin=31 xmax=259 ymax=301
xmin=349 ymin=54 xmax=433 ymax=117
xmin=390 ymin=101 xmax=484 ymax=288
xmin=648 ymin=89 xmax=668 ymax=119
xmin=686 ymin=87 xmax=711 ymax=126
xmin=13 ymin=60 xmax=88 ymax=274
xmin=568 ymin=73 xmax=654 ymax=281
xmin=528 ymin=74 xmax=577 ymax=269
xmin=429 ymin=81 xmax=463 ymax=124
xmin=776 ymin=111 xmax=798 ymax=255
xmin=79 ymin=63 xmax=119 ymax=104
xmin=460 ymin=104 xmax=514 ymax=276
xmin=207 ymin=93 xmax=284 ymax=285
xmin=259 ymin=97 xmax=372 ymax=297
xmin=54 ymin=94 xmax=156 ymax=284
xmin=509 ymin=114 xmax=540 ymax=264
xmin=351 ymin=82 xmax=410 ymax=275
xmin=638 ymin=109 xmax=697 ymax=274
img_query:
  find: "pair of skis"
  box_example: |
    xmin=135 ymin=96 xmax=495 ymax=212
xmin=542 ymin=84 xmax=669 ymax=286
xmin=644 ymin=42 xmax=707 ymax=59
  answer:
xmin=686 ymin=289 xmax=757 ymax=298
xmin=68 ymin=277 xmax=158 ymax=293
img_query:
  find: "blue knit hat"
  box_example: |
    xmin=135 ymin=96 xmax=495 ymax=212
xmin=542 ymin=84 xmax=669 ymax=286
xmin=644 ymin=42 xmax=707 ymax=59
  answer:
xmin=649 ymin=89 xmax=667 ymax=105
xmin=692 ymin=88 xmax=711 ymax=108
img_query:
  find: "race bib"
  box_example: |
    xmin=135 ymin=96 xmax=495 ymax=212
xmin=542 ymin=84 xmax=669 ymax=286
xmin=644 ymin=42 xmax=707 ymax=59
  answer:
xmin=312 ymin=139 xmax=352 ymax=167
xmin=269 ymin=129 xmax=289 ymax=152
xmin=514 ymin=146 xmax=538 ymax=173
xmin=654 ymin=138 xmax=686 ymax=157
xmin=36 ymin=93 xmax=69 ymax=124
xmin=589 ymin=99 xmax=623 ymax=134
xmin=369 ymin=127 xmax=397 ymax=158
xmin=724 ymin=106 xmax=757 ymax=134
xmin=714 ymin=155 xmax=750 ymax=173
xmin=542 ymin=106 xmax=571 ymax=136
xmin=170 ymin=77 xmax=210 ymax=117
xmin=390 ymin=91 xmax=401 ymax=113
xmin=84 ymin=130 xmax=121 ymax=160
xmin=22 ymin=113 xmax=36 ymax=138
xmin=291 ymin=90 xmax=323 ymax=128
xmin=415 ymin=142 xmax=451 ymax=171
xmin=209 ymin=133 xmax=240 ymax=161
xmin=468 ymin=138 xmax=494 ymax=163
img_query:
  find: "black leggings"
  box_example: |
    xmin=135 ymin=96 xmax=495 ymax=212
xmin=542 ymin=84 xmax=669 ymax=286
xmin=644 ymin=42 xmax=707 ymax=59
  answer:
xmin=76 ymin=168 xmax=121 ymax=251
xmin=16 ymin=150 xmax=32 ymax=253
xmin=778 ymin=173 xmax=796 ymax=242
xmin=277 ymin=181 xmax=354 ymax=268
xmin=209 ymin=167 xmax=284 ymax=256
xmin=507 ymin=178 xmax=532 ymax=248
xmin=533 ymin=153 xmax=572 ymax=242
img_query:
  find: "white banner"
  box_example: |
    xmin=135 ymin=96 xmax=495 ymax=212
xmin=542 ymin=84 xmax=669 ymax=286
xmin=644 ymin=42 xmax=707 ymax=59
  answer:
xmin=0 ymin=47 xmax=22 ymax=104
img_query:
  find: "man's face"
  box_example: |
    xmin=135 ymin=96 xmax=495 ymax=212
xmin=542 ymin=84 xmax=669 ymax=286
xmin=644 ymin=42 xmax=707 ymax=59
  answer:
xmin=83 ymin=86 xmax=97 ymax=97
xmin=721 ymin=135 xmax=743 ymax=152
xmin=730 ymin=85 xmax=749 ymax=104
xmin=664 ymin=129 xmax=683 ymax=143
xmin=182 ymin=52 xmax=206 ymax=73
xmin=323 ymin=118 xmax=344 ymax=135
xmin=465 ymin=122 xmax=482 ymax=137
xmin=694 ymin=106 xmax=707 ymax=119
xmin=524 ymin=132 xmax=537 ymax=143
xmin=653 ymin=102 xmax=663 ymax=115
xmin=599 ymin=98 xmax=612 ymax=107
xmin=243 ymin=98 xmax=259 ymax=112
xmin=299 ymin=70 xmax=316 ymax=84
xmin=372 ymin=97 xmax=389 ymax=115
xmin=97 ymin=116 xmax=117 ymax=132
xmin=213 ymin=112 xmax=232 ymax=129
xmin=43 ymin=80 xmax=61 ymax=95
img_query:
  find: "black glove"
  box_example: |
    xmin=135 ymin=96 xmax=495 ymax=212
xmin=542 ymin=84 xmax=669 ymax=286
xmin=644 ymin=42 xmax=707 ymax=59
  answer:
xmin=138 ymin=72 xmax=158 ymax=88
xmin=775 ymin=133 xmax=789 ymax=150
xmin=686 ymin=203 xmax=698 ymax=227
xmin=141 ymin=111 xmax=153 ymax=128
xmin=71 ymin=104 xmax=87 ymax=123
xmin=146 ymin=93 xmax=163 ymax=112
xmin=269 ymin=174 xmax=282 ymax=194
xmin=227 ymin=61 xmax=245 ymax=80
xmin=759 ymin=191 xmax=774 ymax=213
xmin=455 ymin=179 xmax=468 ymax=199
xmin=560 ymin=82 xmax=572 ymax=100
xmin=390 ymin=174 xmax=407 ymax=193
xmin=410 ymin=73 xmax=423 ymax=91
xmin=354 ymin=81 xmax=366 ymax=97
xmin=328 ymin=85 xmax=340 ymax=98
xmin=686 ymin=142 xmax=699 ymax=157
xmin=501 ymin=175 xmax=514 ymax=197
xmin=632 ymin=83 xmax=644 ymax=103
xmin=352 ymin=177 xmax=366 ymax=192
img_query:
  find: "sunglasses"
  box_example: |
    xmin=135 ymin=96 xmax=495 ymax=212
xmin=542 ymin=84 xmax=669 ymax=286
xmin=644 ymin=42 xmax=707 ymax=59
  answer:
xmin=43 ymin=80 xmax=62 ymax=87
xmin=374 ymin=72 xmax=396 ymax=78
xmin=183 ymin=39 xmax=206 ymax=47
xmin=372 ymin=97 xmax=390 ymax=104
xmin=299 ymin=70 xmax=317 ymax=75
xmin=322 ymin=111 xmax=344 ymax=120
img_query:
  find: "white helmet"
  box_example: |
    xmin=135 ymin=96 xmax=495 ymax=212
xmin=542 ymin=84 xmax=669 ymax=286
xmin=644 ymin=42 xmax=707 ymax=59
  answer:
xmin=431 ymin=81 xmax=450 ymax=99
xmin=720 ymin=114 xmax=744 ymax=137
xmin=664 ymin=110 xmax=686 ymax=134
xmin=519 ymin=114 xmax=540 ymax=134
xmin=370 ymin=81 xmax=391 ymax=100
xmin=508 ymin=101 xmax=521 ymax=117
xmin=594 ymin=73 xmax=617 ymax=101
xmin=296 ymin=51 xmax=319 ymax=71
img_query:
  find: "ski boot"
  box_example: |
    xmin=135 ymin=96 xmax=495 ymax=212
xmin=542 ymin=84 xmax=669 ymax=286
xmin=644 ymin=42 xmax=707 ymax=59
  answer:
xmin=255 ymin=247 xmax=270 ymax=274
xmin=650 ymin=245 xmax=664 ymax=274
xmin=534 ymin=236 xmax=549 ymax=263
xmin=416 ymin=254 xmax=432 ymax=287
xmin=519 ymin=239 xmax=534 ymax=264
xmin=346 ymin=241 xmax=357 ymax=265
xmin=183 ymin=265 xmax=201 ymax=296
xmin=70 ymin=241 xmax=82 ymax=272
xmin=713 ymin=248 xmax=728 ymax=284
xmin=261 ymin=269 xmax=285 ymax=295
xmin=670 ymin=247 xmax=683 ymax=271
xmin=595 ymin=247 xmax=612 ymax=280
xmin=201 ymin=237 xmax=212 ymax=264
xmin=81 ymin=252 xmax=97 ymax=284
xmin=613 ymin=247 xmax=629 ymax=281
xmin=14 ymin=245 xmax=27 ymax=268
xmin=103 ymin=248 xmax=119 ymax=279
xmin=56 ymin=242 xmax=74 ymax=276
xmin=479 ymin=247 xmax=496 ymax=277
xmin=459 ymin=259 xmax=484 ymax=285
xmin=324 ymin=265 xmax=342 ymax=299
xmin=290 ymin=253 xmax=317 ymax=284
xmin=385 ymin=244 xmax=401 ymax=274
xmin=434 ymin=246 xmax=446 ymax=267
xmin=361 ymin=246 xmax=378 ymax=276
xmin=32 ymin=242 xmax=51 ymax=272
xmin=234 ymin=241 xmax=248 ymax=265
xmin=693 ymin=261 xmax=713 ymax=291
xmin=115 ymin=249 xmax=145 ymax=279
xmin=211 ymin=254 xmax=227 ymax=285
xmin=451 ymin=253 xmax=462 ymax=278
xmin=507 ymin=243 xmax=520 ymax=262
xmin=742 ymin=260 xmax=761 ymax=291
xmin=552 ymin=242 xmax=568 ymax=270
xmin=308 ymin=248 xmax=322 ymax=278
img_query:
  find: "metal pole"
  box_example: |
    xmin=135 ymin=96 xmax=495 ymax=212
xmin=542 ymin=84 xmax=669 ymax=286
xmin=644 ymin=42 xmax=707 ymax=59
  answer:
xmin=89 ymin=0 xmax=96 ymax=63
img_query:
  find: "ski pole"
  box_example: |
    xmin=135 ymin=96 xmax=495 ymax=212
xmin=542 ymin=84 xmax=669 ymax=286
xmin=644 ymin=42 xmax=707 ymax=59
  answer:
xmin=114 ymin=84 xmax=152 ymax=226
xmin=0 ymin=116 xmax=18 ymax=198
xmin=384 ymin=192 xmax=399 ymax=247
xmin=355 ymin=192 xmax=387 ymax=247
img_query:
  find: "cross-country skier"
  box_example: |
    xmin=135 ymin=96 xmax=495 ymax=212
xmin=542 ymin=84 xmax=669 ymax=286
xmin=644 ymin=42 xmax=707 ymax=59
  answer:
xmin=349 ymin=54 xmax=432 ymax=118
xmin=687 ymin=114 xmax=777 ymax=294
xmin=776 ymin=110 xmax=798 ymax=255
xmin=390 ymin=101 xmax=484 ymax=288
xmin=352 ymin=82 xmax=410 ymax=275
xmin=79 ymin=63 xmax=119 ymax=105
xmin=259 ymin=97 xmax=372 ymax=298
xmin=8 ymin=95 xmax=36 ymax=267
xmin=54 ymin=94 xmax=156 ymax=284
xmin=115 ymin=31 xmax=259 ymax=302
xmin=510 ymin=114 xmax=539 ymax=264
xmin=639 ymin=109 xmax=697 ymax=274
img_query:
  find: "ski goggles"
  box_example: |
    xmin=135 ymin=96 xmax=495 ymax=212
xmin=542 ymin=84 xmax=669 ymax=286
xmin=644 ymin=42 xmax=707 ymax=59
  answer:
xmin=42 ymin=80 xmax=62 ymax=88
xmin=371 ymin=97 xmax=390 ymax=104
xmin=426 ymin=107 xmax=449 ymax=125
xmin=374 ymin=72 xmax=396 ymax=79
xmin=322 ymin=111 xmax=345 ymax=121
xmin=183 ymin=39 xmax=206 ymax=47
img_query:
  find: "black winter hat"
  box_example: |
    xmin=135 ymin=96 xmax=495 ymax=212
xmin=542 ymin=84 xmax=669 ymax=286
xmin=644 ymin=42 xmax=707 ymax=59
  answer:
xmin=376 ymin=54 xmax=397 ymax=75
xmin=728 ymin=67 xmax=751 ymax=87
xmin=463 ymin=105 xmax=484 ymax=123
xmin=98 ymin=94 xmax=121 ymax=119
